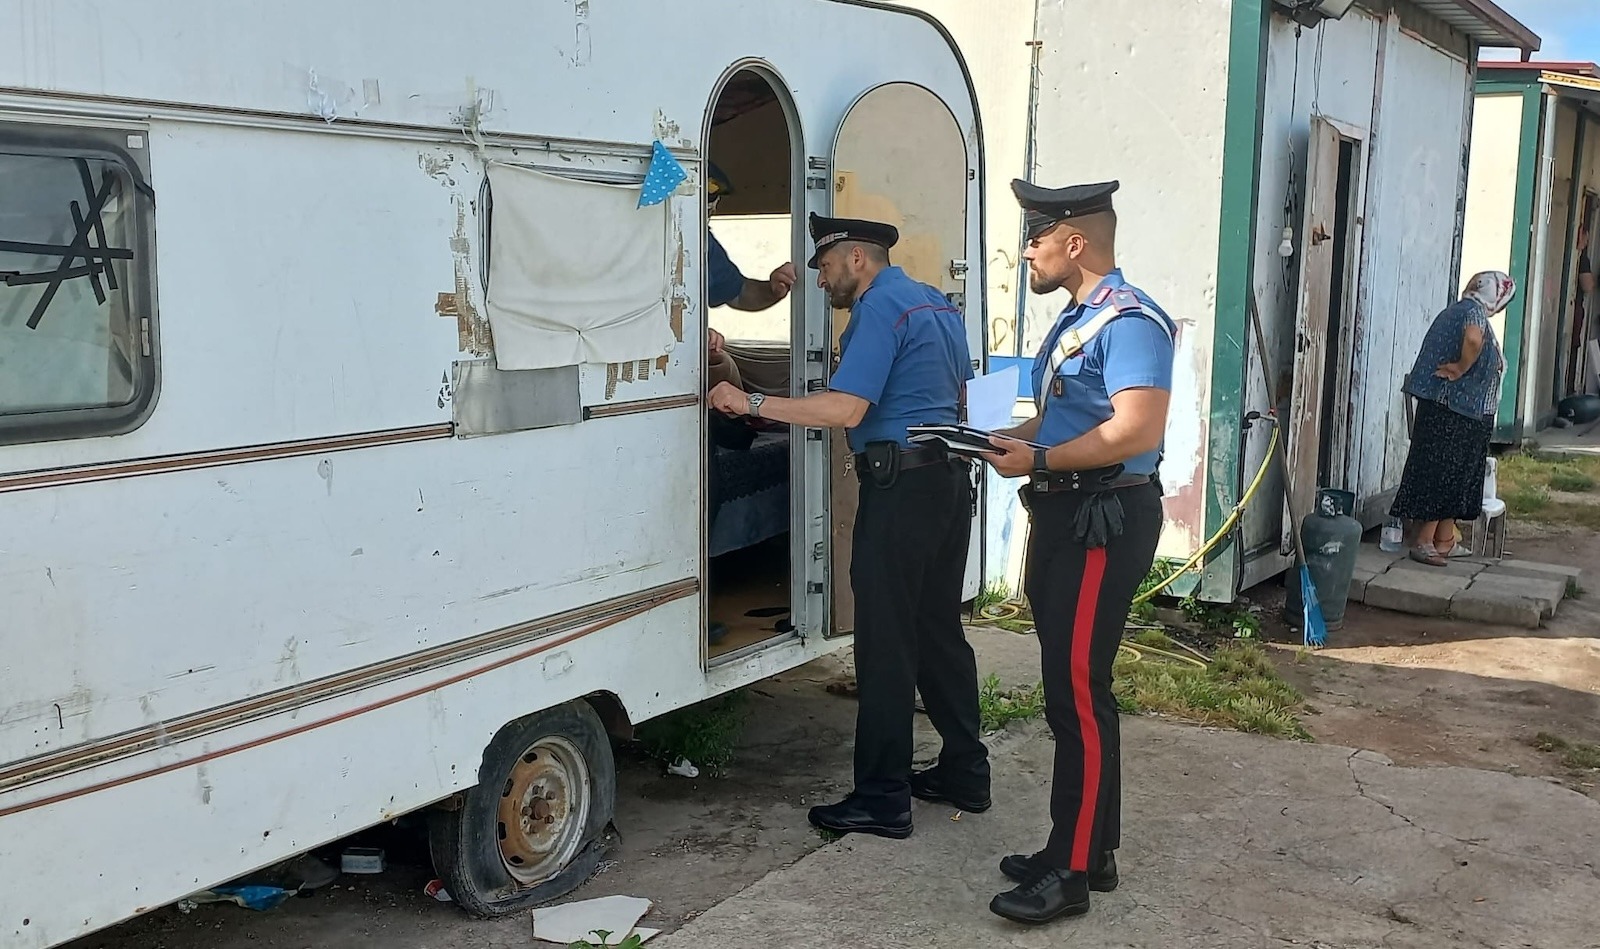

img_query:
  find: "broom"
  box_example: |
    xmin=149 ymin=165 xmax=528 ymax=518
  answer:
xmin=1246 ymin=291 xmax=1328 ymax=648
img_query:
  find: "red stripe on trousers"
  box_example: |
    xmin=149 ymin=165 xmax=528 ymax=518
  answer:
xmin=1070 ymin=547 xmax=1109 ymax=871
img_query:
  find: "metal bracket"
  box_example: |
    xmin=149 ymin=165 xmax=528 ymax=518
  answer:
xmin=806 ymin=378 xmax=825 ymax=392
xmin=807 ymin=581 xmax=824 ymax=595
xmin=806 ymin=175 xmax=827 ymax=191
xmin=949 ymin=259 xmax=968 ymax=281
xmin=805 ymin=349 xmax=825 ymax=363
xmin=805 ymin=428 xmax=823 ymax=441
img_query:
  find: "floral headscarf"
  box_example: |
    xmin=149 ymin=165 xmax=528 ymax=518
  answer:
xmin=1462 ymin=270 xmax=1516 ymax=316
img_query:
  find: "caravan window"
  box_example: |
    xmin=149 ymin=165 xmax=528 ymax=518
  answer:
xmin=0 ymin=125 xmax=157 ymax=445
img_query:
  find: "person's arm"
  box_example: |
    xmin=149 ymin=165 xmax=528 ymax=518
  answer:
xmin=1435 ymin=323 xmax=1485 ymax=381
xmin=997 ymin=415 xmax=1043 ymax=442
xmin=728 ymin=263 xmax=798 ymax=312
xmin=708 ymin=296 xmax=895 ymax=430
xmin=709 ymin=385 xmax=868 ymax=427
xmin=984 ymin=316 xmax=1173 ymax=477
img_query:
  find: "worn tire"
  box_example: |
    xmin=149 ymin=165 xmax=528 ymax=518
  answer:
xmin=428 ymin=701 xmax=616 ymax=918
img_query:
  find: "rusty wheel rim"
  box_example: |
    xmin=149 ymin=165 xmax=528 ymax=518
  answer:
xmin=495 ymin=735 xmax=591 ymax=885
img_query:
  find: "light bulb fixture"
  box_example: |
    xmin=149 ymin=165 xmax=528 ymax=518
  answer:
xmin=1277 ymin=227 xmax=1296 ymax=258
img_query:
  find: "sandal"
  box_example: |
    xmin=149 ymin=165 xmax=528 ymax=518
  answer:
xmin=1409 ymin=546 xmax=1447 ymax=567
xmin=1442 ymin=543 xmax=1474 ymax=558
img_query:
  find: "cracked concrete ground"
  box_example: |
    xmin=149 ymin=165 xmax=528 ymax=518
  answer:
xmin=652 ymin=718 xmax=1600 ymax=949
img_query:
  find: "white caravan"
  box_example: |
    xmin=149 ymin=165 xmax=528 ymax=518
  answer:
xmin=0 ymin=1 xmax=988 ymax=944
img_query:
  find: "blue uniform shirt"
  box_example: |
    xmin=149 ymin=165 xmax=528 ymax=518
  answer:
xmin=1031 ymin=269 xmax=1176 ymax=476
xmin=707 ymin=231 xmax=746 ymax=308
xmin=828 ymin=267 xmax=973 ymax=452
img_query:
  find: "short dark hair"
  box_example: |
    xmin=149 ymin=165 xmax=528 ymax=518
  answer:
xmin=839 ymin=240 xmax=890 ymax=265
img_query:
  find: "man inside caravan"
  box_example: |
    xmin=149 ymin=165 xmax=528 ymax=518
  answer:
xmin=705 ymin=161 xmax=796 ymax=387
xmin=704 ymin=160 xmax=798 ymax=648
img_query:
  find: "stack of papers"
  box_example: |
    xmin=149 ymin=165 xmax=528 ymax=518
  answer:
xmin=908 ymin=424 xmax=1045 ymax=458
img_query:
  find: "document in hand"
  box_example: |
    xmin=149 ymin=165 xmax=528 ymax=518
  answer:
xmin=906 ymin=424 xmax=1047 ymax=458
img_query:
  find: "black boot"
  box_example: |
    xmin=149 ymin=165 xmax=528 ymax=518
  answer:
xmin=999 ymin=851 xmax=1117 ymax=892
xmin=989 ymin=867 xmax=1091 ymax=925
xmin=908 ymin=765 xmax=992 ymax=813
xmin=807 ymin=795 xmax=912 ymax=840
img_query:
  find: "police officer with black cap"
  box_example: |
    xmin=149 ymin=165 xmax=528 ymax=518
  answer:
xmin=977 ymin=180 xmax=1175 ymax=925
xmin=709 ymin=212 xmax=989 ymax=840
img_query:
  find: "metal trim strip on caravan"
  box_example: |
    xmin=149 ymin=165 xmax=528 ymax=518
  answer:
xmin=0 ymin=578 xmax=698 ymax=805
xmin=583 ymin=393 xmax=701 ymax=420
xmin=0 ymin=86 xmax=697 ymax=160
xmin=0 ymin=424 xmax=456 ymax=494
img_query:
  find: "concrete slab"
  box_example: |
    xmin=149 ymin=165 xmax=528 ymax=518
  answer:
xmin=1465 ymin=573 xmax=1568 ymax=619
xmin=1491 ymin=559 xmax=1584 ymax=595
xmin=652 ymin=719 xmax=1600 ymax=949
xmin=1363 ymin=568 xmax=1472 ymax=616
xmin=1348 ymin=567 xmax=1377 ymax=603
xmin=1449 ymin=589 xmax=1543 ymax=629
xmin=1355 ymin=546 xmax=1404 ymax=576
xmin=1390 ymin=556 xmax=1488 ymax=580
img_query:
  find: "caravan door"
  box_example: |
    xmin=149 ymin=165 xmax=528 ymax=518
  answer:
xmin=824 ymin=81 xmax=980 ymax=638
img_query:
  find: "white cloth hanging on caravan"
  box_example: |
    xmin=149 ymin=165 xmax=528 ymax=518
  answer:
xmin=483 ymin=161 xmax=677 ymax=371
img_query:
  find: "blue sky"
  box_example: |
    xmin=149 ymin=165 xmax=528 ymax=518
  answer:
xmin=1482 ymin=0 xmax=1600 ymax=62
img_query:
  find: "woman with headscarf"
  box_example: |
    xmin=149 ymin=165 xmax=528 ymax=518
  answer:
xmin=1389 ymin=271 xmax=1516 ymax=567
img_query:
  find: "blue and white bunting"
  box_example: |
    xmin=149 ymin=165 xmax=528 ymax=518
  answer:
xmin=637 ymin=140 xmax=688 ymax=208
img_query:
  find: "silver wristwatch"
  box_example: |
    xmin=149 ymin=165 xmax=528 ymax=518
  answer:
xmin=748 ymin=392 xmax=766 ymax=417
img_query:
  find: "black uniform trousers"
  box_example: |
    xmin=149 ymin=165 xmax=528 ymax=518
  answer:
xmin=1025 ymin=480 xmax=1163 ymax=871
xmin=849 ymin=458 xmax=989 ymax=812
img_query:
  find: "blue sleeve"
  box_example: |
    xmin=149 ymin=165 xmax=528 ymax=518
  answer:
xmin=706 ymin=232 xmax=746 ymax=309
xmin=1098 ymin=316 xmax=1174 ymax=396
xmin=829 ymin=301 xmax=900 ymax=405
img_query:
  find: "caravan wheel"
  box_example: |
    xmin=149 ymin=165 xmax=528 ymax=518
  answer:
xmin=428 ymin=701 xmax=617 ymax=917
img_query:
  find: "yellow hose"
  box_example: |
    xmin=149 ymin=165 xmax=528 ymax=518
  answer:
xmin=975 ymin=418 xmax=1281 ymax=668
xmin=1130 ymin=419 xmax=1280 ymax=606
xmin=1118 ymin=642 xmax=1208 ymax=669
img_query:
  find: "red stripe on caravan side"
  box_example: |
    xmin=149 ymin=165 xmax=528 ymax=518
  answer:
xmin=1069 ymin=547 xmax=1109 ymax=871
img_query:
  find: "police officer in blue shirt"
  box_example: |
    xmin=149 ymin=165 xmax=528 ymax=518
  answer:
xmin=709 ymin=212 xmax=989 ymax=839
xmin=979 ymin=180 xmax=1175 ymax=925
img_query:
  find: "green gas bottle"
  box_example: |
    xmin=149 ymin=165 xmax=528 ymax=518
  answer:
xmin=1287 ymin=487 xmax=1364 ymax=631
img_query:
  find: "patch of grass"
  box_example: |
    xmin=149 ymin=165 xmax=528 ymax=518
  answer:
xmin=634 ymin=692 xmax=748 ymax=776
xmin=1130 ymin=627 xmax=1175 ymax=650
xmin=1504 ymin=483 xmax=1550 ymax=515
xmin=973 ymin=582 xmax=1011 ymax=614
xmin=1130 ymin=560 xmax=1181 ymax=621
xmin=1532 ymin=731 xmax=1600 ymax=771
xmin=1497 ymin=452 xmax=1600 ymax=527
xmin=1179 ymin=596 xmax=1262 ymax=640
xmin=978 ymin=674 xmax=1046 ymax=733
xmin=1113 ymin=642 xmax=1310 ymax=740
xmin=1549 ymin=469 xmax=1598 ymax=493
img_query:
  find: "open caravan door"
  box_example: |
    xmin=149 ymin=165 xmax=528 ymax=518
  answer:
xmin=826 ymin=81 xmax=981 ymax=638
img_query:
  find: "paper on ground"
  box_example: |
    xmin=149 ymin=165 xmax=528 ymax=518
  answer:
xmin=965 ymin=365 xmax=1020 ymax=432
xmin=531 ymin=895 xmax=652 ymax=945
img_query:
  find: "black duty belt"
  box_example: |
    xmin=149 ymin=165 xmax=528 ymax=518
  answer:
xmin=854 ymin=442 xmax=950 ymax=483
xmin=1027 ymin=468 xmax=1153 ymax=495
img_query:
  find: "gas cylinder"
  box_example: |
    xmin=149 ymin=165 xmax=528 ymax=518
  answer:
xmin=1287 ymin=488 xmax=1364 ymax=631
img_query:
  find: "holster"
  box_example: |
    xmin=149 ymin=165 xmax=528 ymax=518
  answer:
xmin=862 ymin=440 xmax=902 ymax=489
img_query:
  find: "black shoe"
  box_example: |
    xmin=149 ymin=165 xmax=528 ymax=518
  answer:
xmin=909 ymin=766 xmax=992 ymax=813
xmin=807 ymin=796 xmax=913 ymax=840
xmin=1000 ymin=851 xmax=1118 ymax=892
xmin=989 ymin=868 xmax=1092 ymax=925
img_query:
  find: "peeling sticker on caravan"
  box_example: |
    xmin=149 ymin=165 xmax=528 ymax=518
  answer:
xmin=440 ymin=196 xmax=494 ymax=356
